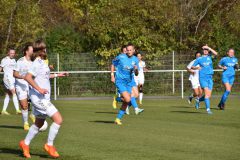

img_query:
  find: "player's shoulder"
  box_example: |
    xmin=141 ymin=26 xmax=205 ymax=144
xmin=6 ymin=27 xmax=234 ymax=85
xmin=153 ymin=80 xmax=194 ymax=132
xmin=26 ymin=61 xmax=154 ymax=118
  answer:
xmin=17 ymin=57 xmax=25 ymax=62
xmin=33 ymin=58 xmax=44 ymax=65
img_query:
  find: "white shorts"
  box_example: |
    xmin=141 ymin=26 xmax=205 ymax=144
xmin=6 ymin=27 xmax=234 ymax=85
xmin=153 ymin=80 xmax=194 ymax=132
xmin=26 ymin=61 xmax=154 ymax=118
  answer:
xmin=3 ymin=76 xmax=15 ymax=90
xmin=134 ymin=75 xmax=145 ymax=86
xmin=16 ymin=82 xmax=29 ymax=100
xmin=190 ymin=79 xmax=200 ymax=89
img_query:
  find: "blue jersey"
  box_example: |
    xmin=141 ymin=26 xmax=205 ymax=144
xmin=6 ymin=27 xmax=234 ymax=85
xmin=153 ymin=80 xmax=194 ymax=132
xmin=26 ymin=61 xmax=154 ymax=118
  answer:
xmin=193 ymin=55 xmax=214 ymax=77
xmin=112 ymin=54 xmax=137 ymax=82
xmin=219 ymin=56 xmax=238 ymax=76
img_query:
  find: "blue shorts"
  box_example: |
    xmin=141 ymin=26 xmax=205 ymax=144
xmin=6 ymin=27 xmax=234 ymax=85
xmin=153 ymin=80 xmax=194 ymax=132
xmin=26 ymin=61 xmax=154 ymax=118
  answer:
xmin=199 ymin=75 xmax=213 ymax=90
xmin=222 ymin=74 xmax=235 ymax=85
xmin=115 ymin=79 xmax=132 ymax=94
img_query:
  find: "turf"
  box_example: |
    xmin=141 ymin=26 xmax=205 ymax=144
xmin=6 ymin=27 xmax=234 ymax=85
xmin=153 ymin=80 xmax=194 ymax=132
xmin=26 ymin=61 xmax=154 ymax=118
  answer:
xmin=0 ymin=97 xmax=240 ymax=160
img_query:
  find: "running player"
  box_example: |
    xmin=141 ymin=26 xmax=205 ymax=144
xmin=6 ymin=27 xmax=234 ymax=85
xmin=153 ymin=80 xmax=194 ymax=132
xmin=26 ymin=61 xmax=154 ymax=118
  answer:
xmin=217 ymin=49 xmax=238 ymax=110
xmin=125 ymin=47 xmax=144 ymax=115
xmin=186 ymin=51 xmax=202 ymax=109
xmin=19 ymin=40 xmax=68 ymax=158
xmin=113 ymin=44 xmax=139 ymax=125
xmin=191 ymin=45 xmax=218 ymax=114
xmin=111 ymin=45 xmax=127 ymax=109
xmin=13 ymin=43 xmax=35 ymax=130
xmin=0 ymin=48 xmax=21 ymax=115
xmin=134 ymin=53 xmax=148 ymax=105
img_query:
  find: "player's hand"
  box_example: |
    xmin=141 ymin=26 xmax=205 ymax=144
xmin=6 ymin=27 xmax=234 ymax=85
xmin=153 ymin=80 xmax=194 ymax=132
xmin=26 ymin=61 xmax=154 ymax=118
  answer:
xmin=38 ymin=88 xmax=48 ymax=94
xmin=49 ymin=65 xmax=54 ymax=70
xmin=202 ymin=45 xmax=209 ymax=50
xmin=58 ymin=72 xmax=69 ymax=77
xmin=134 ymin=69 xmax=139 ymax=76
xmin=197 ymin=66 xmax=201 ymax=70
xmin=111 ymin=75 xmax=115 ymax=83
xmin=223 ymin=66 xmax=227 ymax=70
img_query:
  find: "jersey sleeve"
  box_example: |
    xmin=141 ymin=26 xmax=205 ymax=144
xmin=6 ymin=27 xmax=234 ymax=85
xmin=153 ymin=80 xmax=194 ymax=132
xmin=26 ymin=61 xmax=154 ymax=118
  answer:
xmin=28 ymin=60 xmax=40 ymax=77
xmin=187 ymin=60 xmax=194 ymax=69
xmin=0 ymin=59 xmax=6 ymax=68
xmin=112 ymin=56 xmax=119 ymax=67
xmin=218 ymin=58 xmax=224 ymax=66
xmin=142 ymin=61 xmax=146 ymax=68
xmin=192 ymin=58 xmax=199 ymax=67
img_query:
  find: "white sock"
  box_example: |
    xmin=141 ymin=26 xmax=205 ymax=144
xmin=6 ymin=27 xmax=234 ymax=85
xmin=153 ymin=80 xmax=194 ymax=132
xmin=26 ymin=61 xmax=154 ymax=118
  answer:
xmin=47 ymin=122 xmax=61 ymax=146
xmin=12 ymin=94 xmax=20 ymax=111
xmin=24 ymin=124 xmax=39 ymax=145
xmin=139 ymin=93 xmax=143 ymax=102
xmin=2 ymin=94 xmax=10 ymax=111
xmin=22 ymin=109 xmax=28 ymax=123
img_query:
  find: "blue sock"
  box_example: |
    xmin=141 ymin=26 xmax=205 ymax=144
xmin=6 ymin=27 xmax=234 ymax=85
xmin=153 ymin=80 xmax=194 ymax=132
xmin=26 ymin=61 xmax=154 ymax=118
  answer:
xmin=130 ymin=97 xmax=138 ymax=109
xmin=204 ymin=98 xmax=210 ymax=110
xmin=116 ymin=97 xmax=122 ymax=102
xmin=199 ymin=96 xmax=205 ymax=102
xmin=117 ymin=110 xmax=125 ymax=119
xmin=220 ymin=90 xmax=230 ymax=105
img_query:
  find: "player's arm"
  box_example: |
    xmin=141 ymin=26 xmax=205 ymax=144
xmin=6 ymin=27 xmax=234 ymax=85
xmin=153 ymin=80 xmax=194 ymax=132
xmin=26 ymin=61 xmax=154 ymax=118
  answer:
xmin=13 ymin=70 xmax=24 ymax=79
xmin=110 ymin=64 xmax=115 ymax=83
xmin=191 ymin=59 xmax=201 ymax=70
xmin=24 ymin=73 xmax=48 ymax=94
xmin=202 ymin=45 xmax=218 ymax=56
xmin=218 ymin=59 xmax=227 ymax=70
xmin=234 ymin=59 xmax=239 ymax=70
xmin=187 ymin=61 xmax=195 ymax=74
xmin=49 ymin=72 xmax=69 ymax=79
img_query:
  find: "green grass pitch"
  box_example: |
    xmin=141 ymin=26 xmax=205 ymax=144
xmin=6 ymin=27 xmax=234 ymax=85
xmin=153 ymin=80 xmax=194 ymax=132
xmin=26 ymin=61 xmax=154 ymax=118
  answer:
xmin=0 ymin=97 xmax=240 ymax=160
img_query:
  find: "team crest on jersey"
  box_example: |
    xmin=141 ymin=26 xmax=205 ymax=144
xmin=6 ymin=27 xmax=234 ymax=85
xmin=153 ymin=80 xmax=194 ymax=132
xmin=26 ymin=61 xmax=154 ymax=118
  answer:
xmin=207 ymin=57 xmax=210 ymax=61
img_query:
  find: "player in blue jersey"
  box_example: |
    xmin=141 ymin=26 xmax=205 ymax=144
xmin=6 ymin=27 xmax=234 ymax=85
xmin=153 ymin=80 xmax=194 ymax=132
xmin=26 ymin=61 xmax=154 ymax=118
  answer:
xmin=191 ymin=45 xmax=218 ymax=114
xmin=217 ymin=49 xmax=238 ymax=110
xmin=112 ymin=44 xmax=140 ymax=125
xmin=111 ymin=45 xmax=127 ymax=109
xmin=125 ymin=46 xmax=144 ymax=115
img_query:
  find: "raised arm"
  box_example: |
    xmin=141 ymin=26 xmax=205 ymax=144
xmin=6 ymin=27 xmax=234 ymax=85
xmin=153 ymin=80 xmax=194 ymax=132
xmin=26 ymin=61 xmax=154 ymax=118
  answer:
xmin=202 ymin=45 xmax=218 ymax=56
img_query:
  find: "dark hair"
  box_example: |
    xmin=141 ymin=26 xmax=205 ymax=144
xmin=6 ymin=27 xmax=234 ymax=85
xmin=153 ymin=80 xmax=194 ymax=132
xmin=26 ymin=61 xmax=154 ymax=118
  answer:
xmin=195 ymin=51 xmax=202 ymax=57
xmin=121 ymin=45 xmax=127 ymax=52
xmin=127 ymin=42 xmax=135 ymax=49
xmin=7 ymin=46 xmax=15 ymax=52
xmin=227 ymin=48 xmax=235 ymax=53
xmin=23 ymin=42 xmax=33 ymax=56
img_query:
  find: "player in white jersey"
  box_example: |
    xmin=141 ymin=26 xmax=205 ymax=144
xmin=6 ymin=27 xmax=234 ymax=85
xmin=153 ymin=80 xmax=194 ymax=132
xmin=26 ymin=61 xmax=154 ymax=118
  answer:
xmin=186 ymin=51 xmax=202 ymax=109
xmin=19 ymin=40 xmax=68 ymax=158
xmin=13 ymin=43 xmax=35 ymax=130
xmin=134 ymin=53 xmax=148 ymax=105
xmin=0 ymin=48 xmax=21 ymax=115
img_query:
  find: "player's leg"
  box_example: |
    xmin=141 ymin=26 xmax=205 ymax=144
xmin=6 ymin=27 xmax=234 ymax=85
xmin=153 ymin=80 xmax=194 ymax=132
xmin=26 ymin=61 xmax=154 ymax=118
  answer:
xmin=20 ymin=117 xmax=45 ymax=158
xmin=130 ymin=86 xmax=144 ymax=115
xmin=115 ymin=91 xmax=131 ymax=125
xmin=1 ymin=91 xmax=11 ymax=115
xmin=139 ymin=84 xmax=144 ymax=105
xmin=218 ymin=76 xmax=233 ymax=110
xmin=200 ymin=76 xmax=213 ymax=114
xmin=9 ymin=88 xmax=21 ymax=114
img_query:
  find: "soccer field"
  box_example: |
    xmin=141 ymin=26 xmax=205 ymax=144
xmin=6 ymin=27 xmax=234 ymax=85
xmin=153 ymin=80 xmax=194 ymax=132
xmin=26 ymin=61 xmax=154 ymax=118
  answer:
xmin=0 ymin=97 xmax=240 ymax=160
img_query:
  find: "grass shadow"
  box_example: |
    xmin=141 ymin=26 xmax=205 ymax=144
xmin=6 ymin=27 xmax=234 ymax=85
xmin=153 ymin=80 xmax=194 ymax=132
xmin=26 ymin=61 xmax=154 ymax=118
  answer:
xmin=0 ymin=125 xmax=22 ymax=130
xmin=95 ymin=111 xmax=117 ymax=114
xmin=170 ymin=106 xmax=193 ymax=109
xmin=0 ymin=148 xmax=53 ymax=159
xmin=171 ymin=111 xmax=203 ymax=114
xmin=89 ymin=120 xmax=115 ymax=124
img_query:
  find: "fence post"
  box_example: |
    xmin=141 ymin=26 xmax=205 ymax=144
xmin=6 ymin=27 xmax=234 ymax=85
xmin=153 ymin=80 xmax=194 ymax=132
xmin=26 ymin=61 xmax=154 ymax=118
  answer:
xmin=54 ymin=77 xmax=57 ymax=100
xmin=57 ymin=53 xmax=60 ymax=96
xmin=181 ymin=71 xmax=184 ymax=99
xmin=172 ymin=51 xmax=175 ymax=94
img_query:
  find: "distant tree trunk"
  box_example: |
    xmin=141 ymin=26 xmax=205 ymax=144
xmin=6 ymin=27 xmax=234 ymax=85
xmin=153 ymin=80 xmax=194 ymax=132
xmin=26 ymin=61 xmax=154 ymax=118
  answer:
xmin=4 ymin=1 xmax=18 ymax=52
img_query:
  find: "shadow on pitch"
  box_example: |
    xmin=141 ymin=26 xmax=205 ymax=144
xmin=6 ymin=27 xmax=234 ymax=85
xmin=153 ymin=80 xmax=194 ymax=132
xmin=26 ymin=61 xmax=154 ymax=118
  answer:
xmin=89 ymin=120 xmax=115 ymax=124
xmin=171 ymin=111 xmax=203 ymax=114
xmin=95 ymin=111 xmax=117 ymax=114
xmin=170 ymin=106 xmax=193 ymax=109
xmin=0 ymin=148 xmax=50 ymax=159
xmin=0 ymin=125 xmax=22 ymax=130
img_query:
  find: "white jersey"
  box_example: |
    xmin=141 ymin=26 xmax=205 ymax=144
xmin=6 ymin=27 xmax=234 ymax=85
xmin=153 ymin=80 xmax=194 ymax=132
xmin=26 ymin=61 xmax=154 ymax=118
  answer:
xmin=138 ymin=61 xmax=146 ymax=76
xmin=14 ymin=56 xmax=32 ymax=86
xmin=28 ymin=58 xmax=51 ymax=101
xmin=187 ymin=59 xmax=199 ymax=81
xmin=0 ymin=56 xmax=16 ymax=79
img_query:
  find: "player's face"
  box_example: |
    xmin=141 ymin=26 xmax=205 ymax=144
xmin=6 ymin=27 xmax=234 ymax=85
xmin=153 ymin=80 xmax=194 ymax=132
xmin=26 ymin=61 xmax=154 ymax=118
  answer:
xmin=27 ymin=46 xmax=33 ymax=57
xmin=228 ymin=49 xmax=235 ymax=57
xmin=127 ymin=46 xmax=135 ymax=57
xmin=122 ymin=48 xmax=127 ymax=54
xmin=196 ymin=53 xmax=201 ymax=58
xmin=8 ymin=49 xmax=16 ymax=59
xmin=203 ymin=49 xmax=209 ymax=55
xmin=137 ymin=54 xmax=142 ymax=60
